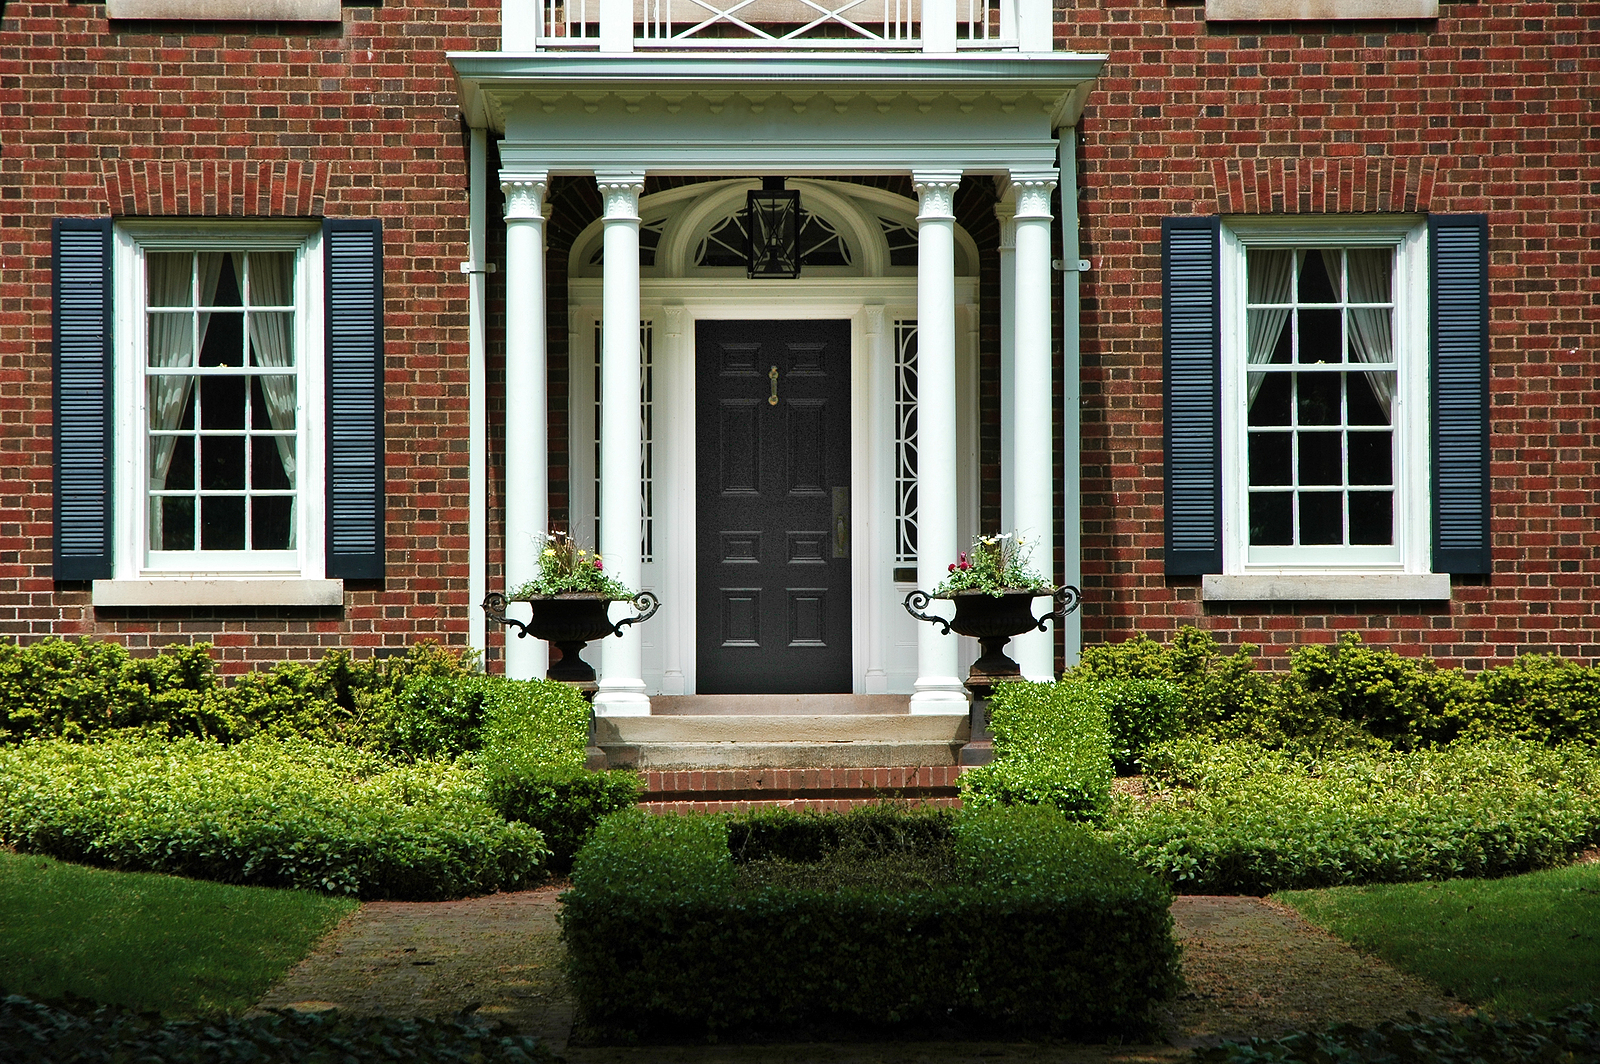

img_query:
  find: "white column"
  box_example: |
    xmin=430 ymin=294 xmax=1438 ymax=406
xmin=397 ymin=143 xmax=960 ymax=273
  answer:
xmin=995 ymin=188 xmax=1017 ymax=534
xmin=593 ymin=171 xmax=650 ymax=716
xmin=1010 ymin=169 xmax=1058 ymax=683
xmin=910 ymin=171 xmax=968 ymax=712
xmin=502 ymin=174 xmax=550 ymax=681
xmin=599 ymin=0 xmax=633 ymax=52
xmin=922 ymin=0 xmax=956 ymax=51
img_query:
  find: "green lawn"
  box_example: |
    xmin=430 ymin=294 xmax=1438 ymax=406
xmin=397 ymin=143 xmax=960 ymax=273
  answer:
xmin=1278 ymin=860 xmax=1600 ymax=1018
xmin=0 ymin=849 xmax=356 ymax=1016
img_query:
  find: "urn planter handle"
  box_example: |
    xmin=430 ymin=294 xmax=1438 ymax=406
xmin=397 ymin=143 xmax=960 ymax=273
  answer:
xmin=902 ymin=589 xmax=952 ymax=636
xmin=611 ymin=590 xmax=661 ymax=635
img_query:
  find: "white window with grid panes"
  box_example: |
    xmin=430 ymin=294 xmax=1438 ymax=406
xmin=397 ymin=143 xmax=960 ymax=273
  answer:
xmin=112 ymin=223 xmax=324 ymax=577
xmin=1220 ymin=217 xmax=1429 ymax=572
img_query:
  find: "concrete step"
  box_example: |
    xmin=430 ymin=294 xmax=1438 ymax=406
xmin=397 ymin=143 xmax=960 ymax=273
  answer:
xmin=593 ymin=712 xmax=969 ymax=770
xmin=639 ymin=765 xmax=965 ymax=813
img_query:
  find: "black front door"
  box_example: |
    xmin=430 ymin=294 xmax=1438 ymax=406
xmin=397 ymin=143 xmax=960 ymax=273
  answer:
xmin=696 ymin=319 xmax=852 ymax=694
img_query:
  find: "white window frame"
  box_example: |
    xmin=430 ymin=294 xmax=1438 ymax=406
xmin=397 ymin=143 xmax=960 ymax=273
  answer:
xmin=1219 ymin=215 xmax=1430 ymax=576
xmin=110 ymin=221 xmax=327 ymax=582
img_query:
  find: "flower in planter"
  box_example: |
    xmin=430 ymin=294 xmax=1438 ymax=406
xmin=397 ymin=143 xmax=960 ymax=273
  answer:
xmin=509 ymin=531 xmax=637 ymax=600
xmin=932 ymin=532 xmax=1053 ymax=598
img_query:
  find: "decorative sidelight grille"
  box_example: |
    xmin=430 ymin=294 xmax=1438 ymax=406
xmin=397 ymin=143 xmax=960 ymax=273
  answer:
xmin=592 ymin=322 xmax=655 ymax=564
xmin=894 ymin=319 xmax=918 ymax=564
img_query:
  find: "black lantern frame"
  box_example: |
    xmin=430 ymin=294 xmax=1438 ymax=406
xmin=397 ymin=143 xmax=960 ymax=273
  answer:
xmin=745 ymin=177 xmax=801 ymax=279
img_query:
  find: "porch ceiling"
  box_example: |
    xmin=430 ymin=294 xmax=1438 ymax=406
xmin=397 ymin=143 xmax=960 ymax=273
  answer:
xmin=448 ymin=52 xmax=1107 ymax=176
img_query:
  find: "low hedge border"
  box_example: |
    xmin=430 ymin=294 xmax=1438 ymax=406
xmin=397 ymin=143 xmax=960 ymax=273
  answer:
xmin=0 ymin=993 xmax=557 ymax=1064
xmin=560 ymin=805 xmax=1179 ymax=1041
xmin=958 ymin=680 xmax=1114 ymax=821
xmin=1194 ymin=1001 xmax=1600 ymax=1064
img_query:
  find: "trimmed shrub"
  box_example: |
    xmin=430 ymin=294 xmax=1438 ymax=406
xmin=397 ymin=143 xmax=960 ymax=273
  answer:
xmin=0 ymin=993 xmax=558 ymax=1064
xmin=0 ymin=639 xmax=219 ymax=743
xmin=561 ymin=805 xmax=1178 ymax=1041
xmin=959 ymin=680 xmax=1113 ymax=821
xmin=475 ymin=678 xmax=592 ymax=773
xmin=1195 ymin=1002 xmax=1600 ymax=1064
xmin=383 ymin=673 xmax=496 ymax=761
xmin=485 ymin=768 xmax=641 ymax=873
xmin=0 ymin=735 xmax=546 ymax=899
xmin=1099 ymin=677 xmax=1183 ymax=772
xmin=1108 ymin=737 xmax=1600 ymax=894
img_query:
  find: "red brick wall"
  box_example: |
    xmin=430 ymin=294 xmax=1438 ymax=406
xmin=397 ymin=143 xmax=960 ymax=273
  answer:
xmin=0 ymin=1 xmax=495 ymax=669
xmin=1063 ymin=1 xmax=1600 ymax=668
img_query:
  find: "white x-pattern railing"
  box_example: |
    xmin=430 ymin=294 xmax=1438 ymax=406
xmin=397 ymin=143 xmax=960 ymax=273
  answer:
xmin=534 ymin=0 xmax=1010 ymax=48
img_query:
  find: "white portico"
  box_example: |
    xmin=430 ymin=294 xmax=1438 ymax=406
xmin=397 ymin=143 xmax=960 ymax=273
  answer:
xmin=450 ymin=1 xmax=1103 ymax=717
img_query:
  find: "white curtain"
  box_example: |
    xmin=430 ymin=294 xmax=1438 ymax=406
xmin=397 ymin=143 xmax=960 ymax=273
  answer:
xmin=1245 ymin=249 xmax=1293 ymax=408
xmin=147 ymin=252 xmax=223 ymax=550
xmin=236 ymin=251 xmax=298 ymax=547
xmin=1346 ymin=247 xmax=1395 ymax=421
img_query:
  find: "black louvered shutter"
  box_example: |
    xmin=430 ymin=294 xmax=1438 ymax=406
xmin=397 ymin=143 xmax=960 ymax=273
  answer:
xmin=1429 ymin=215 xmax=1490 ymax=575
xmin=52 ymin=218 xmax=114 ymax=581
xmin=324 ymin=219 xmax=385 ymax=579
xmin=1163 ymin=216 xmax=1223 ymax=575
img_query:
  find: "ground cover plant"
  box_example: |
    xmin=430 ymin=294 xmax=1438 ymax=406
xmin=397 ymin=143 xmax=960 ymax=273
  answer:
xmin=1107 ymin=738 xmax=1600 ymax=895
xmin=1193 ymin=1001 xmax=1600 ymax=1064
xmin=561 ymin=804 xmax=1179 ymax=1042
xmin=1278 ymin=861 xmax=1600 ymax=1018
xmin=0 ymin=993 xmax=557 ymax=1064
xmin=0 ymin=735 xmax=546 ymax=899
xmin=0 ymin=850 xmax=355 ymax=1016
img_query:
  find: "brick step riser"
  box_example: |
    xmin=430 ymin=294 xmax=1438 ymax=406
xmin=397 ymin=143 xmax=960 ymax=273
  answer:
xmin=636 ymin=766 xmax=966 ymax=812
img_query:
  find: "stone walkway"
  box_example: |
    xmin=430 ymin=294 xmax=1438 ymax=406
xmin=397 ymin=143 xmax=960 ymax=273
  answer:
xmin=257 ymin=887 xmax=1465 ymax=1063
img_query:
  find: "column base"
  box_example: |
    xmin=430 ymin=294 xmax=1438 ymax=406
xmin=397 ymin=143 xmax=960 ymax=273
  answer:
xmin=909 ymin=684 xmax=968 ymax=715
xmin=593 ymin=686 xmax=652 ymax=716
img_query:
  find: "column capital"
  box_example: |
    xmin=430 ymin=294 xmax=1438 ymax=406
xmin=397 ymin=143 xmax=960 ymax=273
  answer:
xmin=912 ymin=171 xmax=962 ymax=221
xmin=500 ymin=173 xmax=548 ymax=221
xmin=595 ymin=171 xmax=645 ymax=220
xmin=1009 ymin=170 xmax=1058 ymax=219
xmin=993 ymin=196 xmax=1017 ymax=250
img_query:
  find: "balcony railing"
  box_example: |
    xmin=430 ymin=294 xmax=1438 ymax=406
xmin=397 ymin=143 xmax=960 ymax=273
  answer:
xmin=529 ymin=0 xmax=1025 ymax=50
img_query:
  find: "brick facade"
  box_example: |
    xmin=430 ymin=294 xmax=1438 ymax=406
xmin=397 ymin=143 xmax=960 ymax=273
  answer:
xmin=1064 ymin=2 xmax=1599 ymax=669
xmin=1 ymin=2 xmax=491 ymax=669
xmin=2 ymin=1 xmax=1595 ymax=675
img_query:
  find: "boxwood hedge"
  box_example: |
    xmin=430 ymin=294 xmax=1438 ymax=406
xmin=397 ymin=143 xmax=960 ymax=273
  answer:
xmin=0 ymin=735 xmax=546 ymax=899
xmin=958 ymin=679 xmax=1114 ymax=820
xmin=560 ymin=804 xmax=1179 ymax=1041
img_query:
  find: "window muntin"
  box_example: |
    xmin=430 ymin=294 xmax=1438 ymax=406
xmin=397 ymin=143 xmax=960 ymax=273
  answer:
xmin=1222 ymin=218 xmax=1426 ymax=572
xmin=116 ymin=224 xmax=320 ymax=576
xmin=1243 ymin=247 xmax=1396 ymax=553
xmin=145 ymin=251 xmax=299 ymax=556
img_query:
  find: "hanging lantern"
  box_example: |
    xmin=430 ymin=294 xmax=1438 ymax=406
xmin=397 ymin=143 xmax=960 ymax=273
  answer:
xmin=745 ymin=177 xmax=801 ymax=279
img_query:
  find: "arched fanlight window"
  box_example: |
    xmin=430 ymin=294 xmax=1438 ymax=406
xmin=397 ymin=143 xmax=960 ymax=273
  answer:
xmin=880 ymin=218 xmax=918 ymax=268
xmin=694 ymin=208 xmax=852 ymax=269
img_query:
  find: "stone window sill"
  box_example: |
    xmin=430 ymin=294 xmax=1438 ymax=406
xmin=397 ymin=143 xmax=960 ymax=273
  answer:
xmin=1206 ymin=0 xmax=1437 ymax=18
xmin=106 ymin=0 xmax=340 ymax=19
xmin=92 ymin=579 xmax=344 ymax=608
xmin=1202 ymin=574 xmax=1450 ymax=603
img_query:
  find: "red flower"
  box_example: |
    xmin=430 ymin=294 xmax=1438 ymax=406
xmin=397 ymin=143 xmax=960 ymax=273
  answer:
xmin=948 ymin=563 xmax=957 ymax=572
xmin=593 ymin=559 xmax=603 ymax=570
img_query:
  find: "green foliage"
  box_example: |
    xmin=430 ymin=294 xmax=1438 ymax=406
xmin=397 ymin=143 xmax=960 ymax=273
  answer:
xmin=510 ymin=531 xmax=635 ymax=599
xmin=474 ymin=677 xmax=593 ymax=773
xmin=1279 ymin=861 xmax=1600 ymax=1019
xmin=931 ymin=531 xmax=1051 ymax=596
xmin=0 ymin=850 xmax=355 ymax=1016
xmin=561 ymin=805 xmax=1178 ymax=1041
xmin=0 ymin=638 xmax=220 ymax=743
xmin=1080 ymin=628 xmax=1600 ymax=752
xmin=0 ymin=735 xmax=546 ymax=899
xmin=1098 ymin=677 xmax=1183 ymax=772
xmin=959 ymin=680 xmax=1113 ymax=821
xmin=1194 ymin=1002 xmax=1600 ymax=1064
xmin=0 ymin=638 xmax=479 ymax=749
xmin=0 ymin=994 xmax=557 ymax=1064
xmin=383 ymin=674 xmax=497 ymax=761
xmin=485 ymin=768 xmax=641 ymax=873
xmin=1108 ymin=738 xmax=1600 ymax=894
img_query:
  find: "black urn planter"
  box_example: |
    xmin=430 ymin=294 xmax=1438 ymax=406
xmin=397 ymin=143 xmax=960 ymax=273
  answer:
xmin=904 ymin=585 xmax=1082 ymax=699
xmin=482 ymin=590 xmax=660 ymax=695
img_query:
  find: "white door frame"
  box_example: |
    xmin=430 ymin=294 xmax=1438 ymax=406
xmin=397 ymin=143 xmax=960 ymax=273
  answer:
xmin=569 ymin=277 xmax=979 ymax=695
